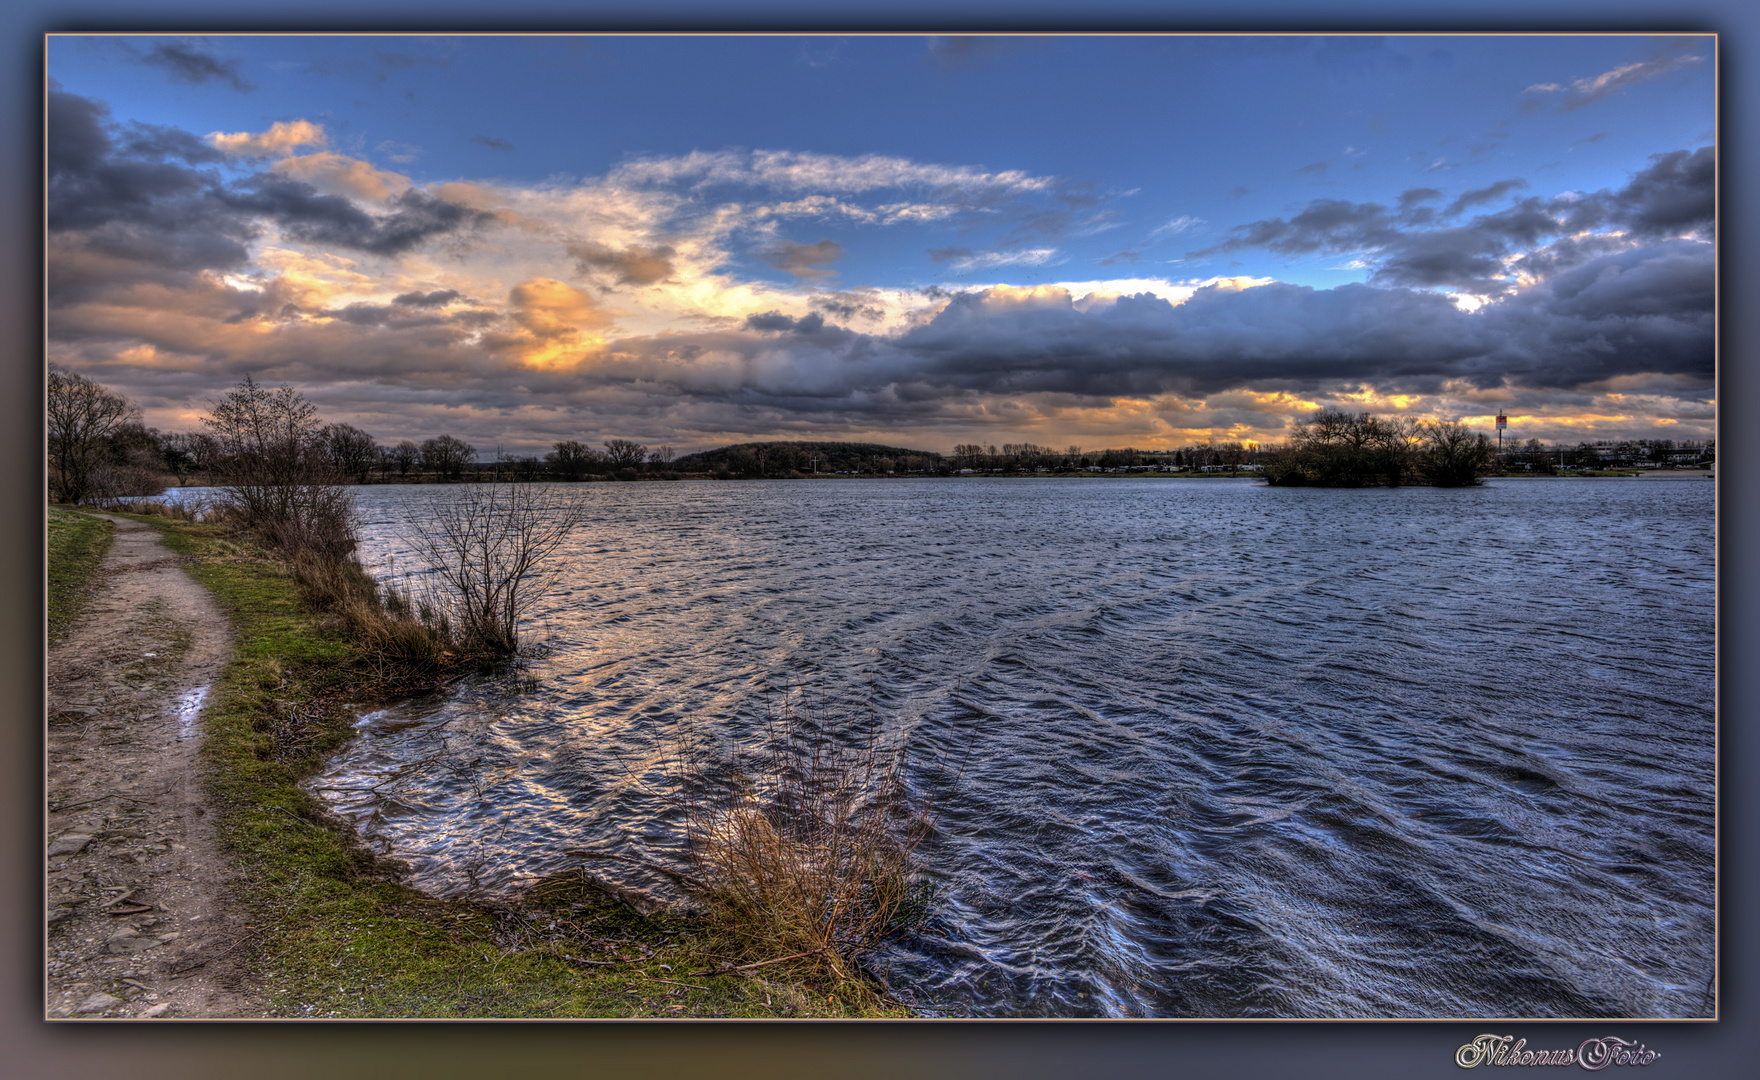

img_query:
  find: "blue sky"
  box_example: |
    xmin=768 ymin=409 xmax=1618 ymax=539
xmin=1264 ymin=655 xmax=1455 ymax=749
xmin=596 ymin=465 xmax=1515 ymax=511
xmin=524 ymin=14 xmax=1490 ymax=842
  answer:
xmin=46 ymin=33 xmax=1715 ymax=452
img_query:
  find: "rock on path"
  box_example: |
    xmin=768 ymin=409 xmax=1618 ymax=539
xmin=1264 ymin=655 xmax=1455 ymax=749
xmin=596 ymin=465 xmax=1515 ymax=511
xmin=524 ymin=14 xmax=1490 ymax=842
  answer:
xmin=46 ymin=514 xmax=259 ymax=1018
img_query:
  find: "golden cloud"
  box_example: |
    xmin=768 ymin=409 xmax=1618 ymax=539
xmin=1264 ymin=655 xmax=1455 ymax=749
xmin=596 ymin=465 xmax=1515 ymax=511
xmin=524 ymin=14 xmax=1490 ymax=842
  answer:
xmin=495 ymin=277 xmax=612 ymax=368
xmin=207 ymin=119 xmax=327 ymax=158
xmin=272 ymin=152 xmax=411 ymax=203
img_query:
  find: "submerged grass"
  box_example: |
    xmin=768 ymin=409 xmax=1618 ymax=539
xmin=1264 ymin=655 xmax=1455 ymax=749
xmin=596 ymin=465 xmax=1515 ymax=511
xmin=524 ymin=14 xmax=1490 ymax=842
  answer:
xmin=676 ymin=704 xmax=939 ymax=988
xmin=117 ymin=511 xmax=905 ymax=1017
xmin=47 ymin=505 xmax=115 ymax=645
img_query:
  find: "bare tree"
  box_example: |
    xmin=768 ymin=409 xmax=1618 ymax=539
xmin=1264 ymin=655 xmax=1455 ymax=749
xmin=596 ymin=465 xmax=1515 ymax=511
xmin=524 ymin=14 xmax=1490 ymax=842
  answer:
xmin=603 ymin=438 xmax=647 ymax=469
xmin=47 ymin=365 xmax=139 ymax=504
xmin=204 ymin=375 xmax=355 ymax=558
xmin=323 ymin=423 xmax=379 ymax=484
xmin=546 ymin=439 xmax=596 ymax=481
xmin=1419 ymin=421 xmax=1493 ymax=487
xmin=421 ymin=434 xmax=476 ymax=481
xmin=415 ymin=485 xmax=585 ymax=656
xmin=391 ymin=440 xmax=421 ymax=478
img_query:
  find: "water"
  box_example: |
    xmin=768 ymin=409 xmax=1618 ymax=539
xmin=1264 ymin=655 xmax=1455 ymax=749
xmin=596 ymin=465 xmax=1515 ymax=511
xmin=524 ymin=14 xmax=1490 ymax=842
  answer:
xmin=288 ymin=477 xmax=1713 ymax=1018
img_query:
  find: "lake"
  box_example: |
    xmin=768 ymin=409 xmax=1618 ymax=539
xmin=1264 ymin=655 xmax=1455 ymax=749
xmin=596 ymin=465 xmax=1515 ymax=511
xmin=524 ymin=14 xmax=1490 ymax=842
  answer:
xmin=286 ymin=477 xmax=1714 ymax=1018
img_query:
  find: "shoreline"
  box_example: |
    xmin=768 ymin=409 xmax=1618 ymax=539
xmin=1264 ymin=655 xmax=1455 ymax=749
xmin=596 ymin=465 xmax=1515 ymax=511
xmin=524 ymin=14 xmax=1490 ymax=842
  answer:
xmin=48 ymin=507 xmax=902 ymax=1019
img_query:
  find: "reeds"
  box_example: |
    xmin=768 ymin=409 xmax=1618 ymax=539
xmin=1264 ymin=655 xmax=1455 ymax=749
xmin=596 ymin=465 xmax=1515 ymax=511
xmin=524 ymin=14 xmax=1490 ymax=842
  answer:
xmin=291 ymin=552 xmax=453 ymax=675
xmin=677 ymin=701 xmax=936 ymax=984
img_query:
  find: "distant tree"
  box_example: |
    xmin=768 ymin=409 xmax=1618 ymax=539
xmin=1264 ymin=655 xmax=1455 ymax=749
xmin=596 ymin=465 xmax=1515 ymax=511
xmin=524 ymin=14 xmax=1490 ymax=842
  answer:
xmin=546 ymin=440 xmax=596 ymax=481
xmin=47 ymin=365 xmax=139 ymax=504
xmin=603 ymin=438 xmax=647 ymax=469
xmin=1263 ymin=410 xmax=1416 ymax=486
xmin=649 ymin=445 xmax=675 ymax=465
xmin=1417 ymin=421 xmax=1493 ymax=486
xmin=159 ymin=433 xmax=197 ymax=484
xmin=421 ymin=434 xmax=475 ymax=481
xmin=323 ymin=423 xmax=378 ymax=484
xmin=391 ymin=440 xmax=421 ymax=478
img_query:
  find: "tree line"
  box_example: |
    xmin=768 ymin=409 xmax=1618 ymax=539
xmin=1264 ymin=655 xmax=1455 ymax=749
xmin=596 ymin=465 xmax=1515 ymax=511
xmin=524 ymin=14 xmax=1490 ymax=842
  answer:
xmin=46 ymin=365 xmax=684 ymax=500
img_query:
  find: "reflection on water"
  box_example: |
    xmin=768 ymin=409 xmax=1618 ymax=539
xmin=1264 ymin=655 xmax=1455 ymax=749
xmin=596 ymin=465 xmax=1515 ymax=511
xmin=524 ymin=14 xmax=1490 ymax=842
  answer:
xmin=288 ymin=478 xmax=1713 ymax=1018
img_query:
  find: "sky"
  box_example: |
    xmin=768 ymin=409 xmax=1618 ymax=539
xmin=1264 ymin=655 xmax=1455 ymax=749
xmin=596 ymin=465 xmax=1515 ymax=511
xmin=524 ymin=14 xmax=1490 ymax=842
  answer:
xmin=45 ymin=33 xmax=1716 ymax=455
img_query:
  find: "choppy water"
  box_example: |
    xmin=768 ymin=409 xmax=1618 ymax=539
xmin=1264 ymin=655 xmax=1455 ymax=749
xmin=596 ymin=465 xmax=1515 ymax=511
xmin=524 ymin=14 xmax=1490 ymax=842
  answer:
xmin=288 ymin=477 xmax=1713 ymax=1018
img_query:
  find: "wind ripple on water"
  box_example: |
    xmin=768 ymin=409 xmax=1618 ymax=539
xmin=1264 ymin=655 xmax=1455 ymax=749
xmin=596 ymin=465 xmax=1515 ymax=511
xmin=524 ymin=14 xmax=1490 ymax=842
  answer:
xmin=299 ymin=477 xmax=1713 ymax=1018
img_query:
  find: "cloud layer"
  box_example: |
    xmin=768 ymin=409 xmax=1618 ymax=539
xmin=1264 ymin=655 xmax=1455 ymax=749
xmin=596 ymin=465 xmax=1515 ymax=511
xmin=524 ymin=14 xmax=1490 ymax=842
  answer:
xmin=47 ymin=88 xmax=1715 ymax=452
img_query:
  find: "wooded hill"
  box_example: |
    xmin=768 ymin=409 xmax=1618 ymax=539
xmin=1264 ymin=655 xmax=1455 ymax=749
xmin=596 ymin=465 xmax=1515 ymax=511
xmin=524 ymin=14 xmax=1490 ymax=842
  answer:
xmin=671 ymin=441 xmax=944 ymax=478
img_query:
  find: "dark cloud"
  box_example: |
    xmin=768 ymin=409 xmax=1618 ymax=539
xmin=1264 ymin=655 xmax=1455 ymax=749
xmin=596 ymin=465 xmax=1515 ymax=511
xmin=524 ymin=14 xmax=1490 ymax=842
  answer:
xmin=132 ymin=41 xmax=253 ymax=92
xmin=470 ymin=134 xmax=515 ymax=153
xmin=568 ymin=241 xmax=676 ymax=285
xmin=223 ymin=180 xmax=492 ymax=256
xmin=744 ymin=311 xmax=827 ymax=334
xmin=759 ymin=239 xmax=843 ymax=280
xmin=1606 ymin=146 xmax=1715 ymax=237
xmin=1194 ymin=198 xmax=1403 ymax=259
xmin=890 ymin=246 xmax=1709 ymax=396
xmin=1296 ymin=160 xmax=1330 ymax=176
xmin=810 ymin=293 xmax=886 ymax=322
xmin=1192 ymin=147 xmax=1713 ymax=294
xmin=1444 ymin=178 xmax=1529 ymax=217
xmin=394 ymin=289 xmax=461 ymax=307
xmin=50 ymin=89 xmax=492 ymax=271
xmin=47 ymin=90 xmax=255 ymax=279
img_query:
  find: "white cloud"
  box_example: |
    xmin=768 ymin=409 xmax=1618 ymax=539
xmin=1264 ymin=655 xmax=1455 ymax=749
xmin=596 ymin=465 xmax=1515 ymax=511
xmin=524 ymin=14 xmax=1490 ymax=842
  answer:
xmin=609 ymin=148 xmax=1056 ymax=197
xmin=943 ymin=248 xmax=1059 ymax=272
xmin=1149 ymin=215 xmax=1202 ymax=238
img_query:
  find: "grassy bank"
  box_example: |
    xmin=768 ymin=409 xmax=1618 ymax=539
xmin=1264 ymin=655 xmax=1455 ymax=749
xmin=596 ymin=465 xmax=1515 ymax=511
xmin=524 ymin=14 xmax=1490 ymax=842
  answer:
xmin=47 ymin=505 xmax=116 ymax=645
xmin=114 ymin=512 xmax=905 ymax=1018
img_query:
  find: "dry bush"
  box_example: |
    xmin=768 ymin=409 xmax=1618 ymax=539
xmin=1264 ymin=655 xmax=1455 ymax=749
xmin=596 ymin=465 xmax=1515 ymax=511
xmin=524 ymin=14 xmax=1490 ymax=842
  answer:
xmin=414 ymin=484 xmax=584 ymax=658
xmin=678 ymin=702 xmax=937 ymax=984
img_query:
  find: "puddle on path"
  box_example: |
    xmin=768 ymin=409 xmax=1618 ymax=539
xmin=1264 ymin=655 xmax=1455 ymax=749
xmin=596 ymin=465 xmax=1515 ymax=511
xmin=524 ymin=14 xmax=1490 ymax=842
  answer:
xmin=173 ymin=685 xmax=209 ymax=739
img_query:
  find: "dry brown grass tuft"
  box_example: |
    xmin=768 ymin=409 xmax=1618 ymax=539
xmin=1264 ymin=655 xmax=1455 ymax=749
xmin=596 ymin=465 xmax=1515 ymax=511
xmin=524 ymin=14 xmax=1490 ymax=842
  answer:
xmin=678 ymin=702 xmax=937 ymax=985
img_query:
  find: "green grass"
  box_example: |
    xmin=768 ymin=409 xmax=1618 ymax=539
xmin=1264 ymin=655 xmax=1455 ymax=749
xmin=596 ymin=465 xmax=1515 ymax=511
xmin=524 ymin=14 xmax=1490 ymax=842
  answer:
xmin=47 ymin=505 xmax=115 ymax=644
xmin=125 ymin=513 xmax=907 ymax=1018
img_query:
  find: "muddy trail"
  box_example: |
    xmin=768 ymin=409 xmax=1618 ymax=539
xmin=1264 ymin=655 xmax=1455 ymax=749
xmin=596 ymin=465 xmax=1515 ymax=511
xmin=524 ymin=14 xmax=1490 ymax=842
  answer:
xmin=45 ymin=514 xmax=258 ymax=1018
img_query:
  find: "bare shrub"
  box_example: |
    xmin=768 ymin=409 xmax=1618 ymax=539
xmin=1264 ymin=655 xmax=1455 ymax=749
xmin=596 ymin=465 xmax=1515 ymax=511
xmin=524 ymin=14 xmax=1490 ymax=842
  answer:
xmin=677 ymin=702 xmax=936 ymax=984
xmin=414 ymin=484 xmax=584 ymax=658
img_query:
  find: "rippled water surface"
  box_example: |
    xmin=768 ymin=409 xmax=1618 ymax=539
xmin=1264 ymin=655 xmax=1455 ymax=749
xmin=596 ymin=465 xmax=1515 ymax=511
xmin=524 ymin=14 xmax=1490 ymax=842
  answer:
xmin=298 ymin=478 xmax=1714 ymax=1018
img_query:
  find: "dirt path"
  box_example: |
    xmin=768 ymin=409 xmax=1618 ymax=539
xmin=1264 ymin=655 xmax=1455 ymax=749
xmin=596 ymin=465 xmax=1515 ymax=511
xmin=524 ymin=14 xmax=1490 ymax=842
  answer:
xmin=45 ymin=514 xmax=259 ymax=1018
